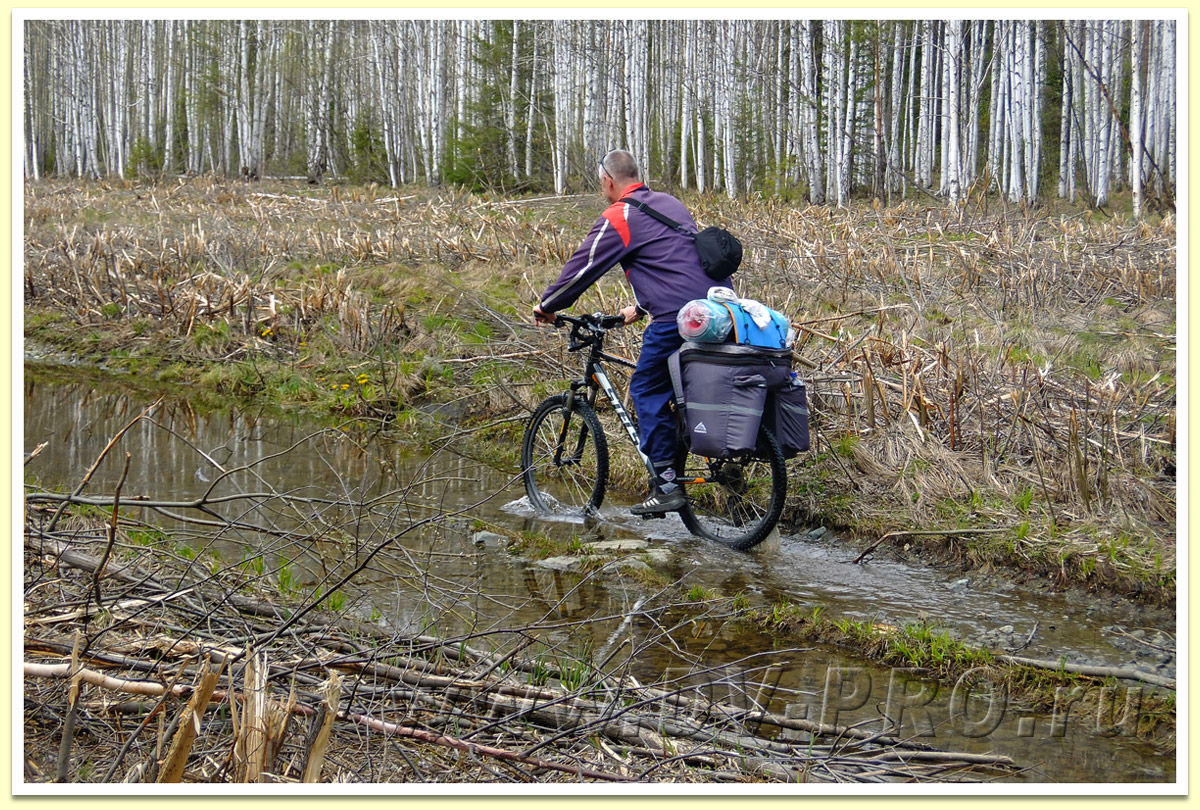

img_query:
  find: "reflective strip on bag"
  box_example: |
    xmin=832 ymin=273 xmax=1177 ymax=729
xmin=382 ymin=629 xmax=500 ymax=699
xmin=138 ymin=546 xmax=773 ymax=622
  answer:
xmin=687 ymin=402 xmax=765 ymax=418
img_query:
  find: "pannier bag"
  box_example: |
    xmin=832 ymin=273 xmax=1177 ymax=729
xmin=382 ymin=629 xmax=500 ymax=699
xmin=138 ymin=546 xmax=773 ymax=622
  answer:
xmin=764 ymin=375 xmax=811 ymax=459
xmin=668 ymin=342 xmax=792 ymax=459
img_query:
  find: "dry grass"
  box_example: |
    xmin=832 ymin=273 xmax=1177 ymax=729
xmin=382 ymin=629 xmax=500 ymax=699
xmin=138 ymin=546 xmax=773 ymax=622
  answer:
xmin=23 ymin=176 xmax=1177 ymax=600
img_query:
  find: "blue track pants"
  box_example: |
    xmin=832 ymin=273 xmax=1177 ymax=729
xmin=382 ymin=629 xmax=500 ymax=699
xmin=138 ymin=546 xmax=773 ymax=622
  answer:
xmin=630 ymin=319 xmax=685 ymax=470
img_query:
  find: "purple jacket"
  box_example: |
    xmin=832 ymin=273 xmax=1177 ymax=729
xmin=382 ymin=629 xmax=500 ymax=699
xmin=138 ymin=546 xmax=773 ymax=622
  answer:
xmin=539 ymin=183 xmax=732 ymax=320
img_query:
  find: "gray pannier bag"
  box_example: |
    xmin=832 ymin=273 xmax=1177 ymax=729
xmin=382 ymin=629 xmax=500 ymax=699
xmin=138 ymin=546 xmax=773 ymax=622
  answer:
xmin=668 ymin=342 xmax=792 ymax=458
xmin=764 ymin=376 xmax=810 ymax=459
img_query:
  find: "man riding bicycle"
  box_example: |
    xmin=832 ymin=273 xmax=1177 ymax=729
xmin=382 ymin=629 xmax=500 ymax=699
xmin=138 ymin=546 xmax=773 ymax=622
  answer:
xmin=533 ymin=149 xmax=733 ymax=516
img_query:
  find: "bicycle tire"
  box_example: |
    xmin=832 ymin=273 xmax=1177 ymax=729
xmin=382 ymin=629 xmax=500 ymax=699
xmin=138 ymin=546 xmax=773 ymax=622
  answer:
xmin=521 ymin=393 xmax=609 ymax=517
xmin=676 ymin=425 xmax=787 ymax=550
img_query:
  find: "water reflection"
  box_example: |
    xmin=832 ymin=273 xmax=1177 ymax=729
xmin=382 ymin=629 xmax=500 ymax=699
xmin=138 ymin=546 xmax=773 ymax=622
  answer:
xmin=21 ymin=372 xmax=1175 ymax=783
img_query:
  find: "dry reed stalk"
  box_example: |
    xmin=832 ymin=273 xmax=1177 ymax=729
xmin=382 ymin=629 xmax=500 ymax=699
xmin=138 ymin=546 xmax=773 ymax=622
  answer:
xmin=301 ymin=673 xmax=341 ymax=783
xmin=233 ymin=651 xmax=268 ymax=783
xmin=157 ymin=657 xmax=224 ymax=783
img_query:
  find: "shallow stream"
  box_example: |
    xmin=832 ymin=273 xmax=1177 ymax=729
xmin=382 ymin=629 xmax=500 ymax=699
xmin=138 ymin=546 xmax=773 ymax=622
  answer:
xmin=21 ymin=370 xmax=1176 ymax=783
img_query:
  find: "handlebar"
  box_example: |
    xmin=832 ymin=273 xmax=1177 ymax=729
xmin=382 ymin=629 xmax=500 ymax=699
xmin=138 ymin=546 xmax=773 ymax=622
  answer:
xmin=551 ymin=312 xmax=626 ymax=352
xmin=553 ymin=312 xmax=626 ymax=331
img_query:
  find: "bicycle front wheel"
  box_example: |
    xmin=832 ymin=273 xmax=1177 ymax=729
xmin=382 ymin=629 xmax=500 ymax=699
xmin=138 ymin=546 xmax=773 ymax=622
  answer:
xmin=521 ymin=393 xmax=609 ymax=517
xmin=677 ymin=426 xmax=787 ymax=550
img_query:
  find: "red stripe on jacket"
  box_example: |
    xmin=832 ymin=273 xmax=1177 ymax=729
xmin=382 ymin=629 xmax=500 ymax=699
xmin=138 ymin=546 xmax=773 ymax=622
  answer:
xmin=602 ymin=204 xmax=631 ymax=247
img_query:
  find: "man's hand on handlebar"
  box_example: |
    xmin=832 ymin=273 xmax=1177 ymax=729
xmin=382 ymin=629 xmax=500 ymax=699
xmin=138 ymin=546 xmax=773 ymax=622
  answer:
xmin=535 ymin=307 xmax=637 ymax=332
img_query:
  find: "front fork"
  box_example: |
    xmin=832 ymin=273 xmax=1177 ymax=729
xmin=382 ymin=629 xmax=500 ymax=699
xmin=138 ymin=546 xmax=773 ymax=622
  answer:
xmin=554 ymin=387 xmax=588 ymax=467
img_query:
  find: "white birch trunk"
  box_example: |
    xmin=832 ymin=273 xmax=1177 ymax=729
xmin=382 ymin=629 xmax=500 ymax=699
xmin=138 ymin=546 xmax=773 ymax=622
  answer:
xmin=680 ymin=21 xmax=694 ymax=189
xmin=885 ymin=21 xmax=905 ymax=194
xmin=627 ymin=20 xmax=650 ymax=164
xmin=369 ymin=23 xmax=396 ymax=187
xmin=161 ymin=21 xmax=176 ymax=174
xmin=1059 ymin=23 xmax=1074 ymax=202
xmin=695 ymin=24 xmax=708 ymax=193
xmin=432 ymin=21 xmax=448 ymax=184
xmin=238 ymin=21 xmax=253 ymax=175
xmin=774 ymin=24 xmax=786 ymax=193
xmin=24 ymin=26 xmax=40 ymax=179
xmin=455 ymin=21 xmax=469 ymax=147
xmin=798 ymin=20 xmax=822 ymax=202
xmin=720 ymin=21 xmax=739 ymax=198
xmin=943 ymin=20 xmax=963 ymax=203
xmin=1028 ymin=21 xmax=1045 ymax=199
xmin=1160 ymin=20 xmax=1176 ymax=189
xmin=1130 ymin=20 xmax=1145 ymax=219
xmin=1075 ymin=20 xmax=1094 ymax=202
xmin=938 ymin=24 xmax=951 ymax=195
xmin=915 ymin=20 xmax=934 ymax=188
xmin=1006 ymin=22 xmax=1025 ymax=202
xmin=526 ymin=29 xmax=539 ymax=181
xmin=838 ymin=31 xmax=857 ymax=206
xmin=788 ymin=23 xmax=802 ymax=188
xmin=1094 ymin=21 xmax=1113 ymax=206
xmin=823 ymin=20 xmax=842 ymax=202
xmin=305 ymin=21 xmax=329 ymax=181
xmin=964 ymin=20 xmax=987 ymax=188
xmin=506 ymin=21 xmax=520 ymax=179
xmin=551 ymin=20 xmax=571 ymax=194
xmin=75 ymin=23 xmax=100 ymax=178
xmin=110 ymin=21 xmax=129 ymax=177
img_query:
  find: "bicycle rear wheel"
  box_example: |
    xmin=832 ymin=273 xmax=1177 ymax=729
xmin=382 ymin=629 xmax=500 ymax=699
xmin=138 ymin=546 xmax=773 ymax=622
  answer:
xmin=676 ymin=426 xmax=787 ymax=550
xmin=521 ymin=393 xmax=609 ymax=517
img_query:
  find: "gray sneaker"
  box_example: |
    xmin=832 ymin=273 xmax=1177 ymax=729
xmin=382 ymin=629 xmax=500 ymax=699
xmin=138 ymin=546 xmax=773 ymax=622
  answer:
xmin=630 ymin=487 xmax=686 ymax=516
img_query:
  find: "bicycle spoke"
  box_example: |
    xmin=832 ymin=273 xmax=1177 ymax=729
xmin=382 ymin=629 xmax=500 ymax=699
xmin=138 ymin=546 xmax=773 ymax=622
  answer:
xmin=677 ymin=428 xmax=787 ymax=550
xmin=522 ymin=394 xmax=608 ymax=516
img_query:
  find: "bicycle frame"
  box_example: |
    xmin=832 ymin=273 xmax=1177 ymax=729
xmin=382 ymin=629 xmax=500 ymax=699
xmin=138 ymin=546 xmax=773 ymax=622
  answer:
xmin=559 ymin=315 xmax=656 ymax=480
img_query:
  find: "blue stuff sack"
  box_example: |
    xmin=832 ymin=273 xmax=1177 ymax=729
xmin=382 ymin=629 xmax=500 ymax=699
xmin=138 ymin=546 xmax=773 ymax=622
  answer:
xmin=716 ymin=300 xmax=791 ymax=349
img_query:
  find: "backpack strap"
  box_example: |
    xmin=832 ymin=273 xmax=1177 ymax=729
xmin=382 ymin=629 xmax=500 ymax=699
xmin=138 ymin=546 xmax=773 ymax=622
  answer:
xmin=618 ymin=196 xmax=696 ymax=237
xmin=667 ymin=348 xmax=686 ymax=412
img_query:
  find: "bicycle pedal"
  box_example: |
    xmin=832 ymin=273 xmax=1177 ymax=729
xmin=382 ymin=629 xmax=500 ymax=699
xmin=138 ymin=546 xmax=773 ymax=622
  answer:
xmin=640 ymin=513 xmax=666 ymax=521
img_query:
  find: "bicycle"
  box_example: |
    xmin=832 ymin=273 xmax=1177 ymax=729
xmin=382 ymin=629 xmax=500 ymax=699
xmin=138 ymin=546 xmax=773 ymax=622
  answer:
xmin=521 ymin=312 xmax=787 ymax=550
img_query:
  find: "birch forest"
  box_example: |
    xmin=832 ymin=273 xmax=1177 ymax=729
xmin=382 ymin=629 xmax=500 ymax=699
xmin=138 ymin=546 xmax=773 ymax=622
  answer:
xmin=23 ymin=18 xmax=1177 ymax=213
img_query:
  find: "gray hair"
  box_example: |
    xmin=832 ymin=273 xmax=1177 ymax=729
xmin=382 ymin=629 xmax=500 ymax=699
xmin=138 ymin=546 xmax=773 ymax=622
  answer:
xmin=600 ymin=150 xmax=640 ymax=183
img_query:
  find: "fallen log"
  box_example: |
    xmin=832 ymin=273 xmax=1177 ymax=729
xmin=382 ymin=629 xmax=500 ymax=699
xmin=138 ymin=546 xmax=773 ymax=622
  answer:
xmin=997 ymin=654 xmax=1175 ymax=690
